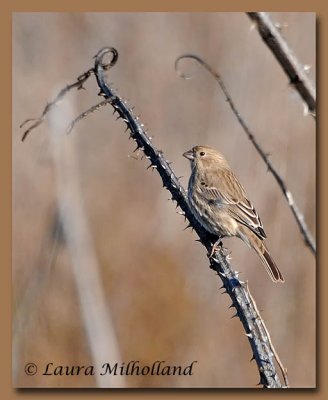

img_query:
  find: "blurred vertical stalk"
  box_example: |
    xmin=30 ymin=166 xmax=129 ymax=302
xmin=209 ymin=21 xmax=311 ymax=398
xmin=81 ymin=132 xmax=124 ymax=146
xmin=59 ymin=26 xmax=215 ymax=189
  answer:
xmin=48 ymin=98 xmax=125 ymax=388
xmin=13 ymin=214 xmax=61 ymax=385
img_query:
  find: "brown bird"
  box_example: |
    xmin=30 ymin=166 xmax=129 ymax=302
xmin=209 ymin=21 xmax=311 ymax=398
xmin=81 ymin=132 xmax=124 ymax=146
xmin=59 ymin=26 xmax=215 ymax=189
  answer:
xmin=183 ymin=145 xmax=284 ymax=283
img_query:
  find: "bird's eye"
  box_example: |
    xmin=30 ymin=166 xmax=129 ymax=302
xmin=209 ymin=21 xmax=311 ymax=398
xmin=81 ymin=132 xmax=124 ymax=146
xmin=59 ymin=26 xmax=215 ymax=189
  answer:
xmin=199 ymin=151 xmax=205 ymax=157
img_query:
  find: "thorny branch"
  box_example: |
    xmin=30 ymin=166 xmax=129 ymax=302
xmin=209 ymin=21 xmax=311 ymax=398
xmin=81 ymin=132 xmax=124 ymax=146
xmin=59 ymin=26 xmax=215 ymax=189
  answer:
xmin=247 ymin=12 xmax=316 ymax=118
xmin=175 ymin=54 xmax=316 ymax=255
xmin=21 ymin=47 xmax=288 ymax=388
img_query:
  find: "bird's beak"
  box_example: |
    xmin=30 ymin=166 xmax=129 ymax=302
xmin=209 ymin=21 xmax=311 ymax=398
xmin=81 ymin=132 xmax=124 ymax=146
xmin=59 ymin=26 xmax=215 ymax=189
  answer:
xmin=183 ymin=150 xmax=194 ymax=160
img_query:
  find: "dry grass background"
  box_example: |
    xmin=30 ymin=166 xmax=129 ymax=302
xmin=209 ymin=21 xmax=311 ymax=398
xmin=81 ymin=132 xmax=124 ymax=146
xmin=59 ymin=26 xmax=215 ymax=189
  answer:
xmin=12 ymin=12 xmax=315 ymax=388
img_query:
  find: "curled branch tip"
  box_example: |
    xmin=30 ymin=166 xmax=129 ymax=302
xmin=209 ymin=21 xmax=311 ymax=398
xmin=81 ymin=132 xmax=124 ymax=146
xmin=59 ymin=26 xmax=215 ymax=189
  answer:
xmin=94 ymin=47 xmax=119 ymax=71
xmin=174 ymin=54 xmax=203 ymax=80
xmin=175 ymin=54 xmax=216 ymax=81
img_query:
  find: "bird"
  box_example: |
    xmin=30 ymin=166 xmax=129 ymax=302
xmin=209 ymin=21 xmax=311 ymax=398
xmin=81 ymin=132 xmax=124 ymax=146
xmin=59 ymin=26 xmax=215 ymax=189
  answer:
xmin=183 ymin=145 xmax=284 ymax=283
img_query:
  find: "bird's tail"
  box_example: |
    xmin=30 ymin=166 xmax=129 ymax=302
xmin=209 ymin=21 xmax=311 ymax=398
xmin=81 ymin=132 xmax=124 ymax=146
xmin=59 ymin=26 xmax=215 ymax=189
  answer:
xmin=255 ymin=242 xmax=284 ymax=283
xmin=260 ymin=248 xmax=284 ymax=283
xmin=247 ymin=233 xmax=285 ymax=282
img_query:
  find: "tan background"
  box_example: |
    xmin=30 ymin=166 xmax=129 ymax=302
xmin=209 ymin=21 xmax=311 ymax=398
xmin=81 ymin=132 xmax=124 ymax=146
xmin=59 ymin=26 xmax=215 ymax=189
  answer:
xmin=13 ymin=13 xmax=316 ymax=387
xmin=11 ymin=12 xmax=316 ymax=389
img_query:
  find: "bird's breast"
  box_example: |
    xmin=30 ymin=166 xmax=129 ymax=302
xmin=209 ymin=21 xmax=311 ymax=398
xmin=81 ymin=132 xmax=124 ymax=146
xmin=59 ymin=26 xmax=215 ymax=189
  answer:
xmin=187 ymin=182 xmax=238 ymax=237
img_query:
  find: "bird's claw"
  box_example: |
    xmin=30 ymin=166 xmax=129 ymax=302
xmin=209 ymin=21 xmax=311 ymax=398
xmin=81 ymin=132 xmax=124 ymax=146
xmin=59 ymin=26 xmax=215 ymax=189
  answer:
xmin=209 ymin=239 xmax=224 ymax=258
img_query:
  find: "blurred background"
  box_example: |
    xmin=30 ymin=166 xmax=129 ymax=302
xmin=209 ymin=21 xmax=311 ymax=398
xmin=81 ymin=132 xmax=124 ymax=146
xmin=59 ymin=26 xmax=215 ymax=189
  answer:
xmin=12 ymin=13 xmax=315 ymax=388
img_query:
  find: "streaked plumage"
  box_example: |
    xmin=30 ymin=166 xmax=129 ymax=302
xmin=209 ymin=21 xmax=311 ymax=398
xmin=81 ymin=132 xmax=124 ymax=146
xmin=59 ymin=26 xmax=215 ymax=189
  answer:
xmin=183 ymin=145 xmax=284 ymax=283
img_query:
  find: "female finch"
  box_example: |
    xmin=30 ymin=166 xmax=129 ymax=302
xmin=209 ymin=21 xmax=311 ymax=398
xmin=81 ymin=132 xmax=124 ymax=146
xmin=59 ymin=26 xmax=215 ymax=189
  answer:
xmin=183 ymin=145 xmax=284 ymax=283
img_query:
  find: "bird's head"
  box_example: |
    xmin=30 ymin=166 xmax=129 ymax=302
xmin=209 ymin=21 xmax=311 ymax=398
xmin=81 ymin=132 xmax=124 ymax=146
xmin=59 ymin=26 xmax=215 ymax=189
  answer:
xmin=183 ymin=145 xmax=229 ymax=170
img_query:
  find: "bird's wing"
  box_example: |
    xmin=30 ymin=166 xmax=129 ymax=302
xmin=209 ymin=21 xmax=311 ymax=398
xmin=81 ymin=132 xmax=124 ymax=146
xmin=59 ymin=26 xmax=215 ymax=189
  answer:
xmin=228 ymin=199 xmax=267 ymax=240
xmin=198 ymin=169 xmax=267 ymax=240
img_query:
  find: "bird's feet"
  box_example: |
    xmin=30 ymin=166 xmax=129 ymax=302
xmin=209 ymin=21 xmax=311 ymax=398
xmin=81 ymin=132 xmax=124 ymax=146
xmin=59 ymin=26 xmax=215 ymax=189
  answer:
xmin=209 ymin=239 xmax=224 ymax=258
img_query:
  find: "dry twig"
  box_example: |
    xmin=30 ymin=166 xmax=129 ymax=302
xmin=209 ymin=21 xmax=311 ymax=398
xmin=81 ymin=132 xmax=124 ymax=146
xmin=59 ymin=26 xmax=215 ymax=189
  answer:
xmin=20 ymin=68 xmax=94 ymax=142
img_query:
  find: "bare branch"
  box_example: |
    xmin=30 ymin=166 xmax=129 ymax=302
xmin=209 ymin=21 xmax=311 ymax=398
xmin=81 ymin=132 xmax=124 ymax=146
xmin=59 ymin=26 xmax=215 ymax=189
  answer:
xmin=246 ymin=283 xmax=289 ymax=387
xmin=93 ymin=47 xmax=288 ymax=388
xmin=247 ymin=12 xmax=316 ymax=118
xmin=175 ymin=54 xmax=316 ymax=255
